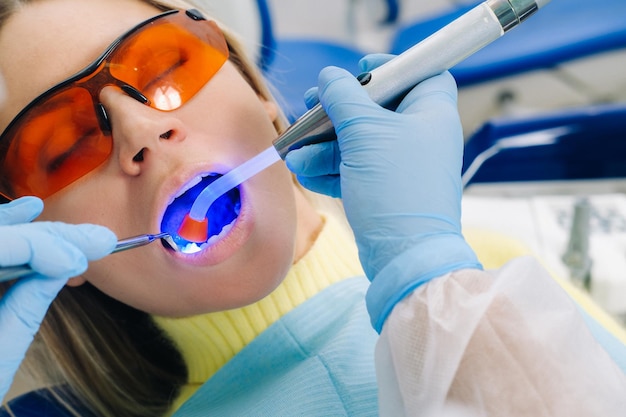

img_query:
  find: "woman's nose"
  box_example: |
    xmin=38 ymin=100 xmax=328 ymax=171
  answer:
xmin=99 ymin=86 xmax=187 ymax=176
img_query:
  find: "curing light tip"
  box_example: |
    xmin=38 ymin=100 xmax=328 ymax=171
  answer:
xmin=175 ymin=146 xmax=282 ymax=245
xmin=178 ymin=214 xmax=209 ymax=243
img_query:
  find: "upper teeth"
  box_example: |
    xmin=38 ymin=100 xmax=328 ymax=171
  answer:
xmin=206 ymin=219 xmax=235 ymax=245
xmin=174 ymin=175 xmax=204 ymax=199
xmin=167 ymin=174 xmax=210 ymax=205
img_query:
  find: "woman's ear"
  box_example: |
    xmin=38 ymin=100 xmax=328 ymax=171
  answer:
xmin=66 ymin=275 xmax=86 ymax=287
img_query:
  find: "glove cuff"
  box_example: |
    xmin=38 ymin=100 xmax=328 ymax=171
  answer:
xmin=365 ymin=234 xmax=482 ymax=333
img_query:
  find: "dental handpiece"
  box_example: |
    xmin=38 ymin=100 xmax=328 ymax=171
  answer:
xmin=0 ymin=232 xmax=175 ymax=283
xmin=272 ymin=0 xmax=551 ymax=157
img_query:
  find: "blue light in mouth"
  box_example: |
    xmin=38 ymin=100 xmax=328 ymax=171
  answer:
xmin=160 ymin=174 xmax=241 ymax=254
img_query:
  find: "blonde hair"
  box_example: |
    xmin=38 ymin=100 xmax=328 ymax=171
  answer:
xmin=0 ymin=0 xmax=309 ymax=416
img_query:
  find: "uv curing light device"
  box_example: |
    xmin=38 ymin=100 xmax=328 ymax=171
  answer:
xmin=177 ymin=0 xmax=552 ymax=243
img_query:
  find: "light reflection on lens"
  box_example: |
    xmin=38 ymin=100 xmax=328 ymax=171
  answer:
xmin=153 ymin=86 xmax=182 ymax=110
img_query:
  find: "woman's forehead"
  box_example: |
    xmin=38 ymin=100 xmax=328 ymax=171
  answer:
xmin=0 ymin=0 xmax=159 ymax=129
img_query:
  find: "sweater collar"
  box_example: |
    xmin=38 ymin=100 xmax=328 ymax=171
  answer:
xmin=153 ymin=213 xmax=363 ymax=386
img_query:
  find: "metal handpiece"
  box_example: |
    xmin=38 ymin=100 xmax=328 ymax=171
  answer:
xmin=0 ymin=232 xmax=174 ymax=283
xmin=273 ymin=0 xmax=550 ymax=158
xmin=562 ymin=198 xmax=593 ymax=290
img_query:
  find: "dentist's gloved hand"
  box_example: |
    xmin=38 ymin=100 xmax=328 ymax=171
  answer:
xmin=0 ymin=197 xmax=116 ymax=402
xmin=291 ymin=54 xmax=395 ymax=197
xmin=285 ymin=66 xmax=482 ymax=332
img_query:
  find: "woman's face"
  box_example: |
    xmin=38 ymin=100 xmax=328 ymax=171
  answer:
xmin=0 ymin=0 xmax=319 ymax=315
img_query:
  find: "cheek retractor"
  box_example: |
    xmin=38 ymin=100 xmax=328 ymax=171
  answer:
xmin=177 ymin=0 xmax=551 ymax=244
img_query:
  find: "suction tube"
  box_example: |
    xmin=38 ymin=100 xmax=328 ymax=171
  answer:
xmin=272 ymin=0 xmax=551 ymax=158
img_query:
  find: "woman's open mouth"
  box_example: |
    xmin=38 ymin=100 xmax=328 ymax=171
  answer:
xmin=160 ymin=173 xmax=241 ymax=254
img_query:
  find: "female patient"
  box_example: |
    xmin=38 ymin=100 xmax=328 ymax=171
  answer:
xmin=0 ymin=0 xmax=344 ymax=414
xmin=1 ymin=0 xmax=625 ymax=416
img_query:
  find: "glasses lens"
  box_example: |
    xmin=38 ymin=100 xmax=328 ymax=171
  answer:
xmin=110 ymin=19 xmax=228 ymax=111
xmin=1 ymin=89 xmax=111 ymax=199
xmin=0 ymin=11 xmax=229 ymax=200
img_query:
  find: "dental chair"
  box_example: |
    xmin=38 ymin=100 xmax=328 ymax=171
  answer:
xmin=0 ymin=388 xmax=94 ymax=417
xmin=391 ymin=0 xmax=626 ymax=134
xmin=264 ymin=38 xmax=365 ymax=121
xmin=258 ymin=0 xmax=365 ymax=120
xmin=256 ymin=0 xmax=403 ymax=120
xmin=461 ymin=101 xmax=626 ymax=187
xmin=247 ymin=0 xmax=400 ymax=121
xmin=390 ymin=0 xmax=626 ymax=87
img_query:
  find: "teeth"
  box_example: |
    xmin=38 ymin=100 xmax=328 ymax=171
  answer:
xmin=167 ymin=175 xmax=207 ymax=206
xmin=206 ymin=219 xmax=235 ymax=246
xmin=178 ymin=217 xmax=237 ymax=254
xmin=174 ymin=175 xmax=204 ymax=199
xmin=179 ymin=242 xmax=203 ymax=254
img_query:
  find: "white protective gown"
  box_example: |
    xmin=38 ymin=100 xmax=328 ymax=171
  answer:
xmin=377 ymin=256 xmax=626 ymax=416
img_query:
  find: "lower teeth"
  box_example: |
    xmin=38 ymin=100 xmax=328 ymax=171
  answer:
xmin=178 ymin=218 xmax=236 ymax=254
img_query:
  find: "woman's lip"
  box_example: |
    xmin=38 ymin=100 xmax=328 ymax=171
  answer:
xmin=154 ymin=162 xmax=252 ymax=266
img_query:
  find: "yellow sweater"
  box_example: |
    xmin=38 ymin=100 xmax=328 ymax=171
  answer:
xmin=153 ymin=214 xmax=364 ymax=413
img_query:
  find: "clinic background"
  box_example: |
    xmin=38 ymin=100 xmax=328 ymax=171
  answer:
xmin=215 ymin=0 xmax=626 ymax=135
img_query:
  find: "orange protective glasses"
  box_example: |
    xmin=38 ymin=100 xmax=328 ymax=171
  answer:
xmin=0 ymin=9 xmax=229 ymax=201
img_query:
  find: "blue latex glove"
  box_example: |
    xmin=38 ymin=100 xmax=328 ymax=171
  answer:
xmin=0 ymin=197 xmax=116 ymax=402
xmin=285 ymin=65 xmax=482 ymax=332
xmin=293 ymin=54 xmax=396 ymax=196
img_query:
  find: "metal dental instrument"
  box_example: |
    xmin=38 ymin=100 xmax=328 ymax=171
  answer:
xmin=114 ymin=232 xmax=176 ymax=252
xmin=178 ymin=0 xmax=552 ymax=242
xmin=0 ymin=232 xmax=176 ymax=283
xmin=562 ymin=198 xmax=593 ymax=291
